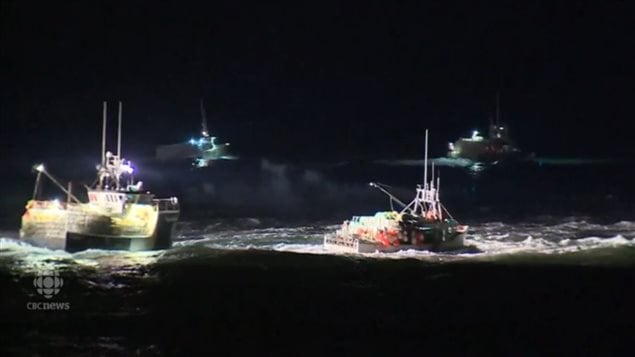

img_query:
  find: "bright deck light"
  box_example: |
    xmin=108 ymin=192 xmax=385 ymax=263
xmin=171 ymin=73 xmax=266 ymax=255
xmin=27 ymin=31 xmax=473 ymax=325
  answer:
xmin=121 ymin=164 xmax=134 ymax=174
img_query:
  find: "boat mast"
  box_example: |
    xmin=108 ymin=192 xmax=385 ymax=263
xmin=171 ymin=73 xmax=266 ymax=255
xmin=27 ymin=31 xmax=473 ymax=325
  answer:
xmin=495 ymin=91 xmax=500 ymax=127
xmin=117 ymin=101 xmax=122 ymax=158
xmin=101 ymin=101 xmax=107 ymax=168
xmin=396 ymin=129 xmax=446 ymax=219
xmin=437 ymin=175 xmax=442 ymax=220
xmin=423 ymin=129 xmax=428 ymax=189
xmin=200 ymin=99 xmax=209 ymax=137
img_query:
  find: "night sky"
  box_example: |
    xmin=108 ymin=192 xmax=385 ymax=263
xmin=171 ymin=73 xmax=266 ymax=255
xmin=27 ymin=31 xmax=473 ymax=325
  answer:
xmin=1 ymin=1 xmax=633 ymax=164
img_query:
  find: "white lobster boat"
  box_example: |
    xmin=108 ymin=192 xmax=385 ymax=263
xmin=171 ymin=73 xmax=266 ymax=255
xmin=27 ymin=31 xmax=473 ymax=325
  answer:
xmin=324 ymin=130 xmax=468 ymax=254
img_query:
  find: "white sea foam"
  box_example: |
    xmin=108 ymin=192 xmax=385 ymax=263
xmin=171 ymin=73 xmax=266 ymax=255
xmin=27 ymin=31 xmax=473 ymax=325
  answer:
xmin=172 ymin=219 xmax=635 ymax=261
xmin=0 ymin=237 xmax=162 ymax=274
xmin=2 ymin=218 xmax=634 ymax=269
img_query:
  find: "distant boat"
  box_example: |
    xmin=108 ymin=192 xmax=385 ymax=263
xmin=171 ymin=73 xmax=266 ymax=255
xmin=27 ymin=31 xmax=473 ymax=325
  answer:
xmin=447 ymin=93 xmax=529 ymax=164
xmin=20 ymin=102 xmax=180 ymax=252
xmin=155 ymin=100 xmax=235 ymax=168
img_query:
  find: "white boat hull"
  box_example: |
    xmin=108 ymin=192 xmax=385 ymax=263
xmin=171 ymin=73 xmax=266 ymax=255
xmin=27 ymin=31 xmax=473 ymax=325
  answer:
xmin=323 ymin=233 xmax=465 ymax=254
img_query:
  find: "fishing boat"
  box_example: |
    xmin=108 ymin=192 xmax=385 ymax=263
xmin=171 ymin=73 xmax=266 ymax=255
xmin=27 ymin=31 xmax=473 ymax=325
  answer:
xmin=447 ymin=93 xmax=527 ymax=164
xmin=324 ymin=130 xmax=468 ymax=253
xmin=20 ymin=102 xmax=180 ymax=252
xmin=155 ymin=99 xmax=234 ymax=168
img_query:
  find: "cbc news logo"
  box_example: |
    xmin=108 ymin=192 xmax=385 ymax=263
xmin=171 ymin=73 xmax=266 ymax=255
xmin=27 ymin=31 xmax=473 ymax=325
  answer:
xmin=27 ymin=271 xmax=70 ymax=311
xmin=33 ymin=271 xmax=64 ymax=298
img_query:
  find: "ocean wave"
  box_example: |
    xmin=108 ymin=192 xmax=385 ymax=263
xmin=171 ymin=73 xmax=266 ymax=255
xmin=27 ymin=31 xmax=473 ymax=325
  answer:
xmin=1 ymin=217 xmax=634 ymax=273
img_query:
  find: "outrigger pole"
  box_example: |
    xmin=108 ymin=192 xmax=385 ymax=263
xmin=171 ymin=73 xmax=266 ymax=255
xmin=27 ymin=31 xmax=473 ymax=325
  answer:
xmin=33 ymin=164 xmax=82 ymax=204
xmin=369 ymin=182 xmax=408 ymax=209
xmin=32 ymin=170 xmax=42 ymax=200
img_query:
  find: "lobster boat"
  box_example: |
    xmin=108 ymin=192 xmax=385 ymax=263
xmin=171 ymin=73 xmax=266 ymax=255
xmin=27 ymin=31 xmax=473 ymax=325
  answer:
xmin=20 ymin=102 xmax=180 ymax=252
xmin=324 ymin=130 xmax=468 ymax=253
xmin=155 ymin=99 xmax=235 ymax=168
xmin=447 ymin=93 xmax=530 ymax=164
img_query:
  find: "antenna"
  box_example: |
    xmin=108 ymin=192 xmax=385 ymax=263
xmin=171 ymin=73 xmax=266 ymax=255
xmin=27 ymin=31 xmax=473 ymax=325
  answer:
xmin=437 ymin=175 xmax=440 ymax=200
xmin=431 ymin=161 xmax=435 ymax=189
xmin=117 ymin=101 xmax=122 ymax=158
xmin=423 ymin=129 xmax=429 ymax=189
xmin=102 ymin=101 xmax=107 ymax=166
xmin=200 ymin=99 xmax=209 ymax=137
xmin=496 ymin=92 xmax=500 ymax=126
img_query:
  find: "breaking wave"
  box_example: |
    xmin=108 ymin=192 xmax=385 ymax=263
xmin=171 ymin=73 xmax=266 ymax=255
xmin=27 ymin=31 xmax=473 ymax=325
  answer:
xmin=2 ymin=216 xmax=635 ymax=278
xmin=170 ymin=217 xmax=635 ymax=264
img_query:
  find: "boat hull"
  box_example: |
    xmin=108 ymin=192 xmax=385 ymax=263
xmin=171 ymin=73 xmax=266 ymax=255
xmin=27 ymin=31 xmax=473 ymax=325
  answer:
xmin=20 ymin=201 xmax=179 ymax=252
xmin=323 ymin=210 xmax=468 ymax=254
xmin=64 ymin=212 xmax=179 ymax=252
xmin=449 ymin=138 xmax=526 ymax=163
xmin=324 ymin=232 xmax=465 ymax=254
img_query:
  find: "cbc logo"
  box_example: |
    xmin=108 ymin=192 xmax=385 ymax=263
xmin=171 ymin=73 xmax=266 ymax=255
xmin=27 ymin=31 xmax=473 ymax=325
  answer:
xmin=33 ymin=271 xmax=64 ymax=299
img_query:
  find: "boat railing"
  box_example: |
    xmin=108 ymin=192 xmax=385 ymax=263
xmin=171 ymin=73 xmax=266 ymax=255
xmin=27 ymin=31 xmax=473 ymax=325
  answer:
xmin=26 ymin=200 xmax=70 ymax=210
xmin=153 ymin=197 xmax=179 ymax=211
xmin=324 ymin=234 xmax=359 ymax=252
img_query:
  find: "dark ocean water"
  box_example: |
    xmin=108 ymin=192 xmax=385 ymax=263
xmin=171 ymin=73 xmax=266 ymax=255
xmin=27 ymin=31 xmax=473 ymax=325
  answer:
xmin=1 ymin=157 xmax=634 ymax=355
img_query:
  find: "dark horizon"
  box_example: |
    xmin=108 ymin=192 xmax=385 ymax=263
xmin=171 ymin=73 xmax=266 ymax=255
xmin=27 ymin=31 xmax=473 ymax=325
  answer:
xmin=2 ymin=1 xmax=633 ymax=164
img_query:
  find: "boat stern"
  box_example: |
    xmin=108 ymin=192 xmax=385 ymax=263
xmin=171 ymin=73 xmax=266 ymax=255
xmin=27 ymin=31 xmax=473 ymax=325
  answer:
xmin=323 ymin=234 xmax=360 ymax=253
